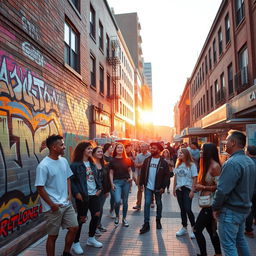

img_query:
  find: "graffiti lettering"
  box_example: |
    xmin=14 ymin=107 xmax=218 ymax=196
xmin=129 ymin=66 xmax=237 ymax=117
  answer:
xmin=21 ymin=16 xmax=39 ymax=41
xmin=22 ymin=42 xmax=45 ymax=67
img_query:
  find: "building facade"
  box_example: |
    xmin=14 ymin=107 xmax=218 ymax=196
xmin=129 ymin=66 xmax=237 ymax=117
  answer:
xmin=143 ymin=62 xmax=152 ymax=96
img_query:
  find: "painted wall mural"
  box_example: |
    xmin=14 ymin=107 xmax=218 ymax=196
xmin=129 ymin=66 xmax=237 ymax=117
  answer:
xmin=0 ymin=50 xmax=89 ymax=241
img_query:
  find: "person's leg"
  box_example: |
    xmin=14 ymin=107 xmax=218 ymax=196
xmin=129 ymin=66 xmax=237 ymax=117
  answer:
xmin=122 ymin=180 xmax=130 ymax=219
xmin=183 ymin=188 xmax=195 ymax=227
xmin=245 ymin=208 xmax=253 ymax=233
xmin=176 ymin=189 xmax=187 ymax=227
xmin=136 ymin=175 xmax=142 ymax=207
xmin=166 ymin=177 xmax=170 ymax=191
xmin=110 ymin=190 xmax=115 ymax=212
xmin=98 ymin=193 xmax=107 ymax=227
xmin=154 ymin=192 xmax=162 ymax=221
xmin=46 ymin=235 xmax=58 ymax=256
xmin=113 ymin=180 xmax=122 ymax=217
xmin=88 ymin=196 xmax=101 ymax=237
xmin=144 ymin=187 xmax=153 ymax=223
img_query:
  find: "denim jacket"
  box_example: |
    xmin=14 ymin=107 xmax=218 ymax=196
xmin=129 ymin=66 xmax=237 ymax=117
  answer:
xmin=70 ymin=161 xmax=102 ymax=201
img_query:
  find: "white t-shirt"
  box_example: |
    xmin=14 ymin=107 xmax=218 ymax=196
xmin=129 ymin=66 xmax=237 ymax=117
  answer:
xmin=35 ymin=156 xmax=73 ymax=212
xmin=174 ymin=162 xmax=198 ymax=190
xmin=146 ymin=157 xmax=160 ymax=190
xmin=84 ymin=161 xmax=97 ymax=196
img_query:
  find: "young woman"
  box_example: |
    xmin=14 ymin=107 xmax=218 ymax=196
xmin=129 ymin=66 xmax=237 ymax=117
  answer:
xmin=194 ymin=143 xmax=222 ymax=256
xmin=161 ymin=149 xmax=174 ymax=193
xmin=173 ymin=148 xmax=197 ymax=239
xmin=92 ymin=146 xmax=111 ymax=234
xmin=109 ymin=143 xmax=132 ymax=227
xmin=70 ymin=142 xmax=103 ymax=255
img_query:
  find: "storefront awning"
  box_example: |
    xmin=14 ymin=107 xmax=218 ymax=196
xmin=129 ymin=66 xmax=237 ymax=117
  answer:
xmin=180 ymin=127 xmax=218 ymax=138
xmin=173 ymin=134 xmax=183 ymax=142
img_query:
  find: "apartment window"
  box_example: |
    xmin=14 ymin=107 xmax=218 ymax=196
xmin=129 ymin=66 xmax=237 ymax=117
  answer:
xmin=213 ymin=39 xmax=217 ymax=64
xmin=238 ymin=46 xmax=248 ymax=85
xmin=210 ymin=85 xmax=213 ymax=108
xmin=203 ymin=95 xmax=206 ymax=114
xmin=205 ymin=55 xmax=208 ymax=74
xmin=71 ymin=0 xmax=80 ymax=11
xmin=107 ymin=74 xmax=111 ymax=97
xmin=218 ymin=28 xmax=223 ymax=55
xmin=90 ymin=54 xmax=96 ymax=87
xmin=99 ymin=21 xmax=104 ymax=51
xmin=64 ymin=22 xmax=79 ymax=72
xmin=225 ymin=14 xmax=231 ymax=44
xmin=90 ymin=4 xmax=96 ymax=38
xmin=220 ymin=72 xmax=225 ymax=100
xmin=106 ymin=34 xmax=110 ymax=58
xmin=214 ymin=80 xmax=219 ymax=104
xmin=208 ymin=48 xmax=212 ymax=70
xmin=99 ymin=65 xmax=104 ymax=94
xmin=206 ymin=89 xmax=209 ymax=111
xmin=227 ymin=63 xmax=233 ymax=95
xmin=202 ymin=63 xmax=204 ymax=81
xmin=235 ymin=0 xmax=245 ymax=26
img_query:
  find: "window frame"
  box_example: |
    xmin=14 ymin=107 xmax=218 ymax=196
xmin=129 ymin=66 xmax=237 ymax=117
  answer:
xmin=90 ymin=53 xmax=96 ymax=88
xmin=90 ymin=4 xmax=96 ymax=39
xmin=99 ymin=65 xmax=104 ymax=94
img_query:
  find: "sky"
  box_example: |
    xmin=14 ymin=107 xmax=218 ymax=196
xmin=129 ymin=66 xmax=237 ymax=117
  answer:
xmin=107 ymin=0 xmax=223 ymax=127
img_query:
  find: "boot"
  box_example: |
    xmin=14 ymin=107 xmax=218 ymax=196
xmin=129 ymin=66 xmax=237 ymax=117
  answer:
xmin=156 ymin=219 xmax=162 ymax=229
xmin=139 ymin=222 xmax=150 ymax=234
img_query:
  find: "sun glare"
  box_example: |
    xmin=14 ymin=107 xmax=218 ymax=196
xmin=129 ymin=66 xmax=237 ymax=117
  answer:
xmin=140 ymin=111 xmax=153 ymax=124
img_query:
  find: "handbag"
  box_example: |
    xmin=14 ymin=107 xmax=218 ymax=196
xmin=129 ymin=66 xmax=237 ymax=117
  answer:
xmin=198 ymin=194 xmax=212 ymax=208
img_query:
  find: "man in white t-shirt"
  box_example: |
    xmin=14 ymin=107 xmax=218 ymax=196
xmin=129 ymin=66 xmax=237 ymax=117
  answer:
xmin=139 ymin=142 xmax=170 ymax=234
xmin=35 ymin=135 xmax=78 ymax=256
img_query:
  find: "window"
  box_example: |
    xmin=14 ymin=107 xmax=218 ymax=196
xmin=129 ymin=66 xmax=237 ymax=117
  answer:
xmin=225 ymin=14 xmax=231 ymax=44
xmin=71 ymin=0 xmax=80 ymax=11
xmin=238 ymin=46 xmax=248 ymax=85
xmin=208 ymin=48 xmax=212 ymax=70
xmin=235 ymin=0 xmax=245 ymax=26
xmin=206 ymin=89 xmax=209 ymax=111
xmin=202 ymin=63 xmax=204 ymax=81
xmin=64 ymin=22 xmax=79 ymax=72
xmin=90 ymin=54 xmax=96 ymax=87
xmin=99 ymin=65 xmax=104 ymax=94
xmin=106 ymin=34 xmax=110 ymax=58
xmin=214 ymin=80 xmax=219 ymax=104
xmin=90 ymin=4 xmax=96 ymax=38
xmin=213 ymin=39 xmax=217 ymax=64
xmin=99 ymin=21 xmax=104 ymax=51
xmin=203 ymin=95 xmax=206 ymax=114
xmin=218 ymin=28 xmax=223 ymax=55
xmin=205 ymin=55 xmax=208 ymax=74
xmin=220 ymin=72 xmax=225 ymax=100
xmin=107 ymin=74 xmax=111 ymax=97
xmin=210 ymin=85 xmax=213 ymax=108
xmin=227 ymin=63 xmax=233 ymax=95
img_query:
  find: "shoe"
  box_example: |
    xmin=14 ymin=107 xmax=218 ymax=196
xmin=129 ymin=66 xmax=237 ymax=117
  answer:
xmin=133 ymin=205 xmax=141 ymax=210
xmin=114 ymin=217 xmax=119 ymax=226
xmin=167 ymin=189 xmax=170 ymax=193
xmin=176 ymin=227 xmax=187 ymax=236
xmin=150 ymin=203 xmax=155 ymax=208
xmin=109 ymin=211 xmax=115 ymax=219
xmin=62 ymin=252 xmax=73 ymax=256
xmin=71 ymin=242 xmax=83 ymax=254
xmin=156 ymin=219 xmax=162 ymax=229
xmin=122 ymin=218 xmax=129 ymax=227
xmin=244 ymin=231 xmax=254 ymax=238
xmin=86 ymin=236 xmax=103 ymax=248
xmin=95 ymin=228 xmax=102 ymax=237
xmin=190 ymin=231 xmax=195 ymax=239
xmin=98 ymin=226 xmax=107 ymax=232
xmin=140 ymin=222 xmax=150 ymax=234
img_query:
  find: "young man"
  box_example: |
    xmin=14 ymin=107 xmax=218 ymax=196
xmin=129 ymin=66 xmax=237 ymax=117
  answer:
xmin=139 ymin=142 xmax=170 ymax=234
xmin=35 ymin=135 xmax=78 ymax=256
xmin=212 ymin=130 xmax=256 ymax=256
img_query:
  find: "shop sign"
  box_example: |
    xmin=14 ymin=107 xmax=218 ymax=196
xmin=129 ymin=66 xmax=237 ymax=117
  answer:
xmin=249 ymin=90 xmax=256 ymax=102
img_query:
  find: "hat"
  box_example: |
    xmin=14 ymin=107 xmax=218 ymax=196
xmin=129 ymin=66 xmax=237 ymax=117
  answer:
xmin=150 ymin=142 xmax=164 ymax=152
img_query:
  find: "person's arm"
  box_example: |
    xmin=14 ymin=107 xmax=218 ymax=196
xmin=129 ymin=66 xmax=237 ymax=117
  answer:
xmin=189 ymin=176 xmax=197 ymax=198
xmin=109 ymin=168 xmax=115 ymax=191
xmin=70 ymin=164 xmax=83 ymax=201
xmin=67 ymin=178 xmax=72 ymax=202
xmin=173 ymin=174 xmax=177 ymax=197
xmin=37 ymin=186 xmax=59 ymax=212
xmin=139 ymin=159 xmax=147 ymax=187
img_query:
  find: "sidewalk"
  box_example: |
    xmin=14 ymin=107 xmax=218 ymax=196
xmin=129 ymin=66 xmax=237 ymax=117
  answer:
xmin=19 ymin=182 xmax=256 ymax=256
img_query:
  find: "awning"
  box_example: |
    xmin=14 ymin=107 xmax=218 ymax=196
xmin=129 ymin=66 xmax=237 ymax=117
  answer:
xmin=180 ymin=127 xmax=218 ymax=138
xmin=173 ymin=134 xmax=183 ymax=142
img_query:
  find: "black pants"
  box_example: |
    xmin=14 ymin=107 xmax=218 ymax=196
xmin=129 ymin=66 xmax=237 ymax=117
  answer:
xmin=74 ymin=195 xmax=100 ymax=242
xmin=245 ymin=193 xmax=256 ymax=232
xmin=176 ymin=186 xmax=195 ymax=227
xmin=194 ymin=207 xmax=221 ymax=256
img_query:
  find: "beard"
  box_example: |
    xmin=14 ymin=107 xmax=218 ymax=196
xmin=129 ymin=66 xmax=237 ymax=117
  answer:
xmin=151 ymin=151 xmax=159 ymax=157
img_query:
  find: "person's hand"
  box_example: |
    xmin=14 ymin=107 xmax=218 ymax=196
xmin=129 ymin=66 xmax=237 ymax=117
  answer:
xmin=76 ymin=193 xmax=83 ymax=201
xmin=111 ymin=184 xmax=116 ymax=191
xmin=79 ymin=215 xmax=87 ymax=223
xmin=189 ymin=190 xmax=194 ymax=199
xmin=213 ymin=210 xmax=220 ymax=220
xmin=139 ymin=185 xmax=144 ymax=192
xmin=173 ymin=190 xmax=176 ymax=197
xmin=50 ymin=203 xmax=59 ymax=212
xmin=194 ymin=184 xmax=204 ymax=191
xmin=95 ymin=190 xmax=102 ymax=196
xmin=105 ymin=192 xmax=109 ymax=198
xmin=128 ymin=178 xmax=133 ymax=184
xmin=67 ymin=194 xmax=72 ymax=202
xmin=159 ymin=188 xmax=164 ymax=194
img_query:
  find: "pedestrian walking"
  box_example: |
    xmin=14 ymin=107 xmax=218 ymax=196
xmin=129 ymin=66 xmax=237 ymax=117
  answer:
xmin=70 ymin=142 xmax=103 ymax=254
xmin=133 ymin=143 xmax=151 ymax=210
xmin=194 ymin=143 xmax=222 ymax=256
xmin=161 ymin=148 xmax=174 ymax=193
xmin=190 ymin=142 xmax=200 ymax=171
xmin=173 ymin=148 xmax=197 ymax=239
xmin=35 ymin=134 xmax=78 ymax=256
xmin=109 ymin=143 xmax=133 ymax=227
xmin=139 ymin=142 xmax=170 ymax=234
xmin=212 ymin=130 xmax=256 ymax=256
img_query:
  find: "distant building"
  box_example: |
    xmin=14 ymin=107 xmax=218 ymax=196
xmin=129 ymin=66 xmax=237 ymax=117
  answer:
xmin=143 ymin=62 xmax=152 ymax=96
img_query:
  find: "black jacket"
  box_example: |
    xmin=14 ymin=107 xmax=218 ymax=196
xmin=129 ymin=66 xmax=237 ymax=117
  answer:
xmin=139 ymin=156 xmax=170 ymax=190
xmin=70 ymin=161 xmax=102 ymax=201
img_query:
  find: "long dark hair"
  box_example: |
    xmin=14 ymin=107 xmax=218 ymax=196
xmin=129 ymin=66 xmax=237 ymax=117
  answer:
xmin=112 ymin=143 xmax=128 ymax=159
xmin=72 ymin=141 xmax=94 ymax=164
xmin=198 ymin=143 xmax=220 ymax=185
xmin=92 ymin=146 xmax=106 ymax=167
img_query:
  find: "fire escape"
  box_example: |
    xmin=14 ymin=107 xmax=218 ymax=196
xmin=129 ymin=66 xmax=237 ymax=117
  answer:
xmin=107 ymin=37 xmax=121 ymax=134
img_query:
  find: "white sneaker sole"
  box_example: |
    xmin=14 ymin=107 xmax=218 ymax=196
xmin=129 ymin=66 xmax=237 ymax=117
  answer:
xmin=86 ymin=242 xmax=103 ymax=248
xmin=72 ymin=248 xmax=84 ymax=255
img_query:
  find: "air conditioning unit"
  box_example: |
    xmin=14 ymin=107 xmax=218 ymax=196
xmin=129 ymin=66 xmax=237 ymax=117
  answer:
xmin=98 ymin=103 xmax=104 ymax=111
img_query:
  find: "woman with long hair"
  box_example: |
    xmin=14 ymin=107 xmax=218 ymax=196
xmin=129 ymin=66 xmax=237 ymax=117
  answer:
xmin=173 ymin=148 xmax=197 ymax=238
xmin=92 ymin=146 xmax=111 ymax=235
xmin=70 ymin=142 xmax=103 ymax=255
xmin=194 ymin=143 xmax=222 ymax=256
xmin=161 ymin=149 xmax=174 ymax=193
xmin=109 ymin=143 xmax=132 ymax=227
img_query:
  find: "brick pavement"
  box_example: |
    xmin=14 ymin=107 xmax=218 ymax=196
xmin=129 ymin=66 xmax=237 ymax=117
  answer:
xmin=19 ymin=182 xmax=256 ymax=256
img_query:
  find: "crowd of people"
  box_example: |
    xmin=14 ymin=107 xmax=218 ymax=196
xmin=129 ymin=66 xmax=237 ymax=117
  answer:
xmin=35 ymin=130 xmax=256 ymax=256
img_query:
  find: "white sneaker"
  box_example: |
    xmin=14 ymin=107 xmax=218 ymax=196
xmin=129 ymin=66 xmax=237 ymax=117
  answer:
xmin=114 ymin=217 xmax=119 ymax=226
xmin=122 ymin=218 xmax=129 ymax=227
xmin=72 ymin=242 xmax=84 ymax=254
xmin=176 ymin=227 xmax=187 ymax=236
xmin=86 ymin=236 xmax=103 ymax=248
xmin=190 ymin=231 xmax=195 ymax=239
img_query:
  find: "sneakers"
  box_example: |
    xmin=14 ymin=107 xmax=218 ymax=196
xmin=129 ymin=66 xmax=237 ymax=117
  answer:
xmin=167 ymin=189 xmax=170 ymax=193
xmin=114 ymin=217 xmax=119 ymax=226
xmin=140 ymin=222 xmax=150 ymax=234
xmin=244 ymin=231 xmax=254 ymax=238
xmin=122 ymin=219 xmax=129 ymax=227
xmin=132 ymin=205 xmax=141 ymax=210
xmin=156 ymin=219 xmax=162 ymax=229
xmin=190 ymin=231 xmax=195 ymax=239
xmin=95 ymin=228 xmax=102 ymax=237
xmin=109 ymin=211 xmax=115 ymax=219
xmin=86 ymin=236 xmax=103 ymax=248
xmin=71 ymin=242 xmax=83 ymax=254
xmin=176 ymin=227 xmax=188 ymax=236
xmin=98 ymin=226 xmax=107 ymax=232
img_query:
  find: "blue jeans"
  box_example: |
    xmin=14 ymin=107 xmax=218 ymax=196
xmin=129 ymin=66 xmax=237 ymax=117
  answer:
xmin=113 ymin=179 xmax=130 ymax=219
xmin=144 ymin=187 xmax=162 ymax=223
xmin=218 ymin=207 xmax=251 ymax=256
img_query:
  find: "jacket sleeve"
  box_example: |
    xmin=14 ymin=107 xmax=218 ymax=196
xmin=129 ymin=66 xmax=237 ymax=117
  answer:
xmin=139 ymin=158 xmax=147 ymax=186
xmin=70 ymin=164 xmax=79 ymax=197
xmin=162 ymin=160 xmax=171 ymax=189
